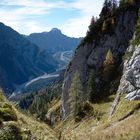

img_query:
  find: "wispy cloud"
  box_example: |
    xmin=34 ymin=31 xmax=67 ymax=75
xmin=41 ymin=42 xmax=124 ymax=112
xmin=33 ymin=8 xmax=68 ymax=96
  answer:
xmin=0 ymin=0 xmax=104 ymax=37
xmin=60 ymin=0 xmax=104 ymax=37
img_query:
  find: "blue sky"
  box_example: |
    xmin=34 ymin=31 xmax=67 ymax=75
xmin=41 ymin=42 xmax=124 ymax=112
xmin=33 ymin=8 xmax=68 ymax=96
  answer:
xmin=0 ymin=0 xmax=104 ymax=37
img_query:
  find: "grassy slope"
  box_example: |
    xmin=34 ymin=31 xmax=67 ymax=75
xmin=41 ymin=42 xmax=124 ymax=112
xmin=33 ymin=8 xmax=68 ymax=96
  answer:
xmin=0 ymin=90 xmax=58 ymax=140
xmin=57 ymin=95 xmax=140 ymax=140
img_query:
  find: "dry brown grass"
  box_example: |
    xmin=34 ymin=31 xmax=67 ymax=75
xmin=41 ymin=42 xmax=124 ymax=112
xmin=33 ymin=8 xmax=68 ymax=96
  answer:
xmin=59 ymin=95 xmax=115 ymax=140
xmin=59 ymin=95 xmax=140 ymax=140
xmin=0 ymin=90 xmax=58 ymax=140
xmin=91 ymin=110 xmax=140 ymax=140
xmin=17 ymin=110 xmax=58 ymax=140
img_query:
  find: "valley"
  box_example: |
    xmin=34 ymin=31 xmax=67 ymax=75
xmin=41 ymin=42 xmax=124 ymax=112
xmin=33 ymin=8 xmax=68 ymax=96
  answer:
xmin=9 ymin=49 xmax=73 ymax=100
xmin=9 ymin=72 xmax=60 ymax=99
xmin=0 ymin=0 xmax=140 ymax=140
xmin=53 ymin=50 xmax=73 ymax=70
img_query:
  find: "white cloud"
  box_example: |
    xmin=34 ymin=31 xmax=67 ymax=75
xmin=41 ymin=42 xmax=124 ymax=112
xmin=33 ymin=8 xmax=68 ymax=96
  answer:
xmin=0 ymin=0 xmax=57 ymax=34
xmin=22 ymin=21 xmax=52 ymax=34
xmin=60 ymin=16 xmax=90 ymax=37
xmin=0 ymin=0 xmax=104 ymax=37
xmin=59 ymin=0 xmax=104 ymax=37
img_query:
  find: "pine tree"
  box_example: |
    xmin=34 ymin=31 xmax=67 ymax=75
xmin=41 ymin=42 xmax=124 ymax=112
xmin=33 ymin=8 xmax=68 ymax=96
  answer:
xmin=90 ymin=16 xmax=96 ymax=25
xmin=88 ymin=16 xmax=97 ymax=33
xmin=69 ymin=71 xmax=84 ymax=117
xmin=112 ymin=0 xmax=118 ymax=15
xmin=100 ymin=0 xmax=112 ymax=18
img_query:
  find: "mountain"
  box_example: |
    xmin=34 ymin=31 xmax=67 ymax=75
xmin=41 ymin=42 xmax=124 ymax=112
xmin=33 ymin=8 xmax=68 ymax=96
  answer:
xmin=27 ymin=28 xmax=82 ymax=54
xmin=0 ymin=22 xmax=58 ymax=95
xmin=27 ymin=28 xmax=82 ymax=70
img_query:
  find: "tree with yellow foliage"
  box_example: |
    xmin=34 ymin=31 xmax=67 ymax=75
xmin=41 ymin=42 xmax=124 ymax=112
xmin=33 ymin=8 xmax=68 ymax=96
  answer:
xmin=102 ymin=20 xmax=108 ymax=32
xmin=103 ymin=49 xmax=115 ymax=82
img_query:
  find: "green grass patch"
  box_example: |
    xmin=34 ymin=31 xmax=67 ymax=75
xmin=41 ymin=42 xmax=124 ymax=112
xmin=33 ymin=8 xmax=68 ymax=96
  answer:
xmin=112 ymin=97 xmax=140 ymax=121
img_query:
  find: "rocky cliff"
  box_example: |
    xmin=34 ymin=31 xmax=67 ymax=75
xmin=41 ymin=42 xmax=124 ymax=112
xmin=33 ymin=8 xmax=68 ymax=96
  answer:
xmin=62 ymin=1 xmax=140 ymax=118
xmin=120 ymin=45 xmax=140 ymax=101
xmin=110 ymin=36 xmax=140 ymax=116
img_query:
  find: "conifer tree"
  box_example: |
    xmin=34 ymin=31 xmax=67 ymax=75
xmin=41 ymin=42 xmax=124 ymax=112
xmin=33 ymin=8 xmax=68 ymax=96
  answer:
xmin=88 ymin=16 xmax=98 ymax=34
xmin=112 ymin=0 xmax=118 ymax=14
xmin=100 ymin=0 xmax=112 ymax=18
xmin=69 ymin=71 xmax=84 ymax=117
xmin=90 ymin=16 xmax=96 ymax=25
xmin=103 ymin=49 xmax=115 ymax=82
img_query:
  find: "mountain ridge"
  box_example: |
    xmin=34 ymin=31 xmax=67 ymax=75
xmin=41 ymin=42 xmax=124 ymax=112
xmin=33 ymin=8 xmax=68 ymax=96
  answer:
xmin=27 ymin=28 xmax=82 ymax=54
xmin=0 ymin=22 xmax=58 ymax=95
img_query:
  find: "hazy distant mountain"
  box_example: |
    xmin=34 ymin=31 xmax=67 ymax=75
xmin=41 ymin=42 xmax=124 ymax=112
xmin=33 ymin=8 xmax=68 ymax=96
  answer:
xmin=27 ymin=28 xmax=82 ymax=54
xmin=0 ymin=22 xmax=57 ymax=94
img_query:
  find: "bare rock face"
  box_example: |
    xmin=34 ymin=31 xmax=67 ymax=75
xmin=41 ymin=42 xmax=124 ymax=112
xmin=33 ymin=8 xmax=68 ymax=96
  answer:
xmin=62 ymin=9 xmax=138 ymax=118
xmin=117 ymin=45 xmax=140 ymax=101
xmin=110 ymin=43 xmax=140 ymax=116
xmin=62 ymin=43 xmax=93 ymax=118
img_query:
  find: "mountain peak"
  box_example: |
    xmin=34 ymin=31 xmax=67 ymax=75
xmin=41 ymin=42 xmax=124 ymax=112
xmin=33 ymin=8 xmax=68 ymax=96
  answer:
xmin=0 ymin=22 xmax=5 ymax=26
xmin=50 ymin=28 xmax=62 ymax=34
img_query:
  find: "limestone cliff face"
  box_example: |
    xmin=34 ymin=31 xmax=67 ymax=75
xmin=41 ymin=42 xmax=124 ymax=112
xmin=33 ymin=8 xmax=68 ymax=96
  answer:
xmin=118 ymin=44 xmax=140 ymax=101
xmin=62 ymin=7 xmax=138 ymax=118
xmin=110 ymin=42 xmax=140 ymax=116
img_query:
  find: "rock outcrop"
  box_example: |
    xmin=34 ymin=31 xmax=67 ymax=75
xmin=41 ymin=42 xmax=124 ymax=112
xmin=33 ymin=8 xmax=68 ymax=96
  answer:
xmin=110 ymin=43 xmax=140 ymax=116
xmin=118 ymin=45 xmax=140 ymax=101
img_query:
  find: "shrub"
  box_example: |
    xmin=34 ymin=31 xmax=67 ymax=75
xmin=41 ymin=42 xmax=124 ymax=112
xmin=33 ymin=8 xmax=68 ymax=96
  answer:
xmin=0 ymin=103 xmax=17 ymax=121
xmin=0 ymin=122 xmax=22 ymax=140
xmin=0 ymin=90 xmax=6 ymax=102
xmin=75 ymin=101 xmax=93 ymax=122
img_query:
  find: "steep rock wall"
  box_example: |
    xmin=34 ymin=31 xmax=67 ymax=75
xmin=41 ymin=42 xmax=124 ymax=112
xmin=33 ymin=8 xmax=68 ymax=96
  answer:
xmin=118 ymin=44 xmax=140 ymax=101
xmin=110 ymin=43 xmax=140 ymax=116
xmin=62 ymin=8 xmax=138 ymax=118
